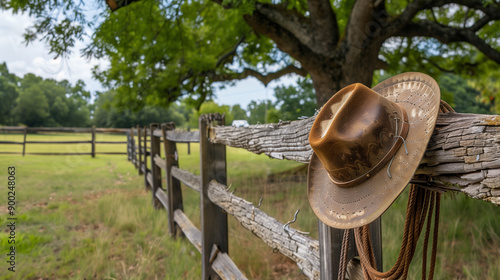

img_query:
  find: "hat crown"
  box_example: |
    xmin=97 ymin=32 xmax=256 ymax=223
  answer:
xmin=309 ymin=83 xmax=407 ymax=186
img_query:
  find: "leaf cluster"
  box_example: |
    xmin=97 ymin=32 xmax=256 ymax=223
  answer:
xmin=0 ymin=63 xmax=92 ymax=127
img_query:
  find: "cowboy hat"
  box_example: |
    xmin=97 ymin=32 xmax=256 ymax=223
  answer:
xmin=307 ymin=72 xmax=441 ymax=229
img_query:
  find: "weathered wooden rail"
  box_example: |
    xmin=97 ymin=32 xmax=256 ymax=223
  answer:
xmin=0 ymin=126 xmax=129 ymax=157
xmin=127 ymin=111 xmax=500 ymax=280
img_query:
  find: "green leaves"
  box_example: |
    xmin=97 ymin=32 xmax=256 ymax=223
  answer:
xmin=273 ymin=78 xmax=316 ymax=121
xmin=3 ymin=0 xmax=500 ymax=112
xmin=4 ymin=0 xmax=89 ymax=59
xmin=88 ymin=0 xmax=258 ymax=110
xmin=0 ymin=66 xmax=92 ymax=127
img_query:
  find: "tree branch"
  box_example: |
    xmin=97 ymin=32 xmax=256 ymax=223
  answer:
xmin=306 ymin=0 xmax=339 ymax=53
xmin=470 ymin=14 xmax=493 ymax=32
xmin=216 ymin=35 xmax=246 ymax=68
xmin=212 ymin=65 xmax=308 ymax=86
xmin=345 ymin=0 xmax=376 ymax=50
xmin=385 ymin=0 xmax=500 ymax=37
xmin=396 ymin=20 xmax=500 ymax=64
xmin=243 ymin=9 xmax=320 ymax=71
xmin=344 ymin=0 xmax=391 ymax=54
xmin=255 ymin=3 xmax=338 ymax=57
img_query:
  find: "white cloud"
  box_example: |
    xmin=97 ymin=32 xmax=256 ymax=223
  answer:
xmin=0 ymin=10 xmax=106 ymax=95
xmin=0 ymin=9 xmax=297 ymax=108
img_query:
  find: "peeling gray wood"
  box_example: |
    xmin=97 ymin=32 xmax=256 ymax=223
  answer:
xmin=171 ymin=166 xmax=201 ymax=192
xmin=207 ymin=180 xmax=321 ymax=280
xmin=211 ymin=244 xmax=248 ymax=280
xmin=146 ymin=172 xmax=153 ymax=191
xmin=168 ymin=167 xmax=321 ymax=279
xmin=211 ymin=113 xmax=500 ymax=206
xmin=155 ymin=188 xmax=169 ymax=209
xmin=154 ymin=154 xmax=166 ymax=170
xmin=172 ymin=209 xmax=248 ymax=280
xmin=173 ymin=209 xmax=202 ymax=252
xmin=153 ymin=128 xmax=199 ymax=143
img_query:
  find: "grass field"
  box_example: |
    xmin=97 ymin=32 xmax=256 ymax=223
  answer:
xmin=0 ymin=132 xmax=499 ymax=279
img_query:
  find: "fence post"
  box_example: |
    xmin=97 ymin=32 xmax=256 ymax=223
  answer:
xmin=187 ymin=127 xmax=191 ymax=155
xmin=91 ymin=125 xmax=96 ymax=158
xmin=127 ymin=131 xmax=131 ymax=161
xmin=22 ymin=127 xmax=27 ymax=156
xmin=150 ymin=124 xmax=162 ymax=209
xmin=133 ymin=128 xmax=138 ymax=169
xmin=137 ymin=125 xmax=143 ymax=175
xmin=129 ymin=127 xmax=135 ymax=167
xmin=143 ymin=125 xmax=149 ymax=191
xmin=199 ymin=114 xmax=228 ymax=280
xmin=319 ymin=217 xmax=382 ymax=279
xmin=162 ymin=123 xmax=184 ymax=236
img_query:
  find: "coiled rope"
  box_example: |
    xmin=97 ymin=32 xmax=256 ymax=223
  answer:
xmin=338 ymin=101 xmax=452 ymax=280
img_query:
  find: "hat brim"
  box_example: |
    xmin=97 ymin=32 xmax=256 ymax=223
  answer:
xmin=307 ymin=72 xmax=441 ymax=229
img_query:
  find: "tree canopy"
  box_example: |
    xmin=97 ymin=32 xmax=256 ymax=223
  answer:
xmin=2 ymin=0 xmax=500 ymax=111
xmin=0 ymin=63 xmax=92 ymax=127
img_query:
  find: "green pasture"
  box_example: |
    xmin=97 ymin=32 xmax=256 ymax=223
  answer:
xmin=0 ymin=133 xmax=499 ymax=279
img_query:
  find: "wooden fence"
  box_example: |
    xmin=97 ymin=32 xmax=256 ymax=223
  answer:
xmin=127 ymin=112 xmax=500 ymax=280
xmin=0 ymin=126 xmax=129 ymax=157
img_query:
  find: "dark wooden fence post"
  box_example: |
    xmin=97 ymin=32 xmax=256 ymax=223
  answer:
xmin=22 ymin=127 xmax=27 ymax=156
xmin=319 ymin=217 xmax=382 ymax=280
xmin=150 ymin=124 xmax=162 ymax=208
xmin=187 ymin=127 xmax=191 ymax=155
xmin=127 ymin=131 xmax=131 ymax=161
xmin=129 ymin=127 xmax=136 ymax=167
xmin=137 ymin=125 xmax=143 ymax=175
xmin=162 ymin=123 xmax=184 ymax=236
xmin=200 ymin=114 xmax=228 ymax=280
xmin=143 ymin=125 xmax=149 ymax=191
xmin=133 ymin=128 xmax=138 ymax=169
xmin=91 ymin=125 xmax=96 ymax=158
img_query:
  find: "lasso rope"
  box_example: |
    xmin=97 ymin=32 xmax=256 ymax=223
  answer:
xmin=338 ymin=101 xmax=452 ymax=280
xmin=351 ymin=186 xmax=441 ymax=280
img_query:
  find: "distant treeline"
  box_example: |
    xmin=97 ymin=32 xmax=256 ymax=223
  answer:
xmin=0 ymin=63 xmax=91 ymax=127
xmin=0 ymin=62 xmax=492 ymax=128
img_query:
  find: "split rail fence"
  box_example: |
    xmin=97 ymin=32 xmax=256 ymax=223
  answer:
xmin=126 ymin=112 xmax=500 ymax=280
xmin=0 ymin=126 xmax=129 ymax=157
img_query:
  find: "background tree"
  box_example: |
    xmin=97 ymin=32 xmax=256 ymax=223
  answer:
xmin=0 ymin=65 xmax=92 ymax=127
xmin=247 ymin=100 xmax=273 ymax=124
xmin=438 ymin=74 xmax=493 ymax=114
xmin=12 ymin=85 xmax=50 ymax=127
xmin=230 ymin=104 xmax=248 ymax=120
xmin=274 ymin=78 xmax=317 ymax=121
xmin=188 ymin=101 xmax=234 ymax=128
xmin=0 ymin=63 xmax=19 ymax=126
xmin=93 ymin=90 xmax=187 ymax=128
xmin=3 ymin=0 xmax=500 ymax=110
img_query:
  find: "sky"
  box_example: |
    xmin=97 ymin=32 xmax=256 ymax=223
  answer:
xmin=0 ymin=9 xmax=298 ymax=109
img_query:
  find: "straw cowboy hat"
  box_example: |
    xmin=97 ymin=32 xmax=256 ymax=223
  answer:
xmin=307 ymin=72 xmax=441 ymax=229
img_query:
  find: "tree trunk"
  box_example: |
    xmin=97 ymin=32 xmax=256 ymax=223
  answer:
xmin=309 ymin=52 xmax=380 ymax=107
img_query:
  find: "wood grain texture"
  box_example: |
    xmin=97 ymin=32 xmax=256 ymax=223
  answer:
xmin=211 ymin=113 xmax=500 ymax=205
xmin=207 ymin=179 xmax=321 ymax=279
xmin=154 ymin=154 xmax=166 ymax=170
xmin=146 ymin=172 xmax=153 ymax=190
xmin=152 ymin=128 xmax=199 ymax=143
xmin=210 ymin=244 xmax=248 ymax=280
xmin=172 ymin=209 xmax=247 ymax=279
xmin=171 ymin=166 xmax=201 ymax=192
xmin=200 ymin=113 xmax=228 ymax=280
xmin=173 ymin=209 xmax=202 ymax=252
xmin=165 ymin=167 xmax=321 ymax=279
xmin=155 ymin=188 xmax=169 ymax=209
